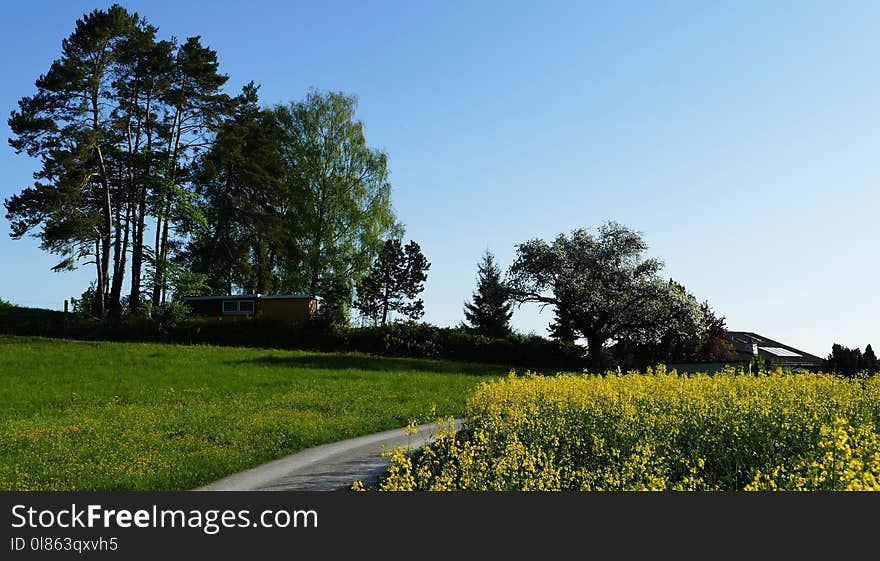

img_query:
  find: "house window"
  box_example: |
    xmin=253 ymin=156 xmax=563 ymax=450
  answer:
xmin=222 ymin=300 xmax=255 ymax=315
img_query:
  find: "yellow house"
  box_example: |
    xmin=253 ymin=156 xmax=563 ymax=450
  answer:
xmin=182 ymin=294 xmax=322 ymax=322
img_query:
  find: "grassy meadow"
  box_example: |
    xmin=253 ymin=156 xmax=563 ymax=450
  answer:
xmin=0 ymin=335 xmax=504 ymax=490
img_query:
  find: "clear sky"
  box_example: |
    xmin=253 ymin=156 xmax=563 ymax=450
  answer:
xmin=1 ymin=1 xmax=878 ymax=357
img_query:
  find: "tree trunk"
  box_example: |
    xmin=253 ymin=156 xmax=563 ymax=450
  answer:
xmin=128 ymin=89 xmax=150 ymax=315
xmin=129 ymin=188 xmax=146 ymax=312
xmin=108 ymin=197 xmax=130 ymax=319
xmin=151 ymin=210 xmax=163 ymax=307
xmin=587 ymin=334 xmax=606 ymax=374
xmin=92 ymin=87 xmax=113 ymax=318
xmin=111 ymin=196 xmax=122 ymax=291
xmin=309 ymin=241 xmax=321 ymax=298
xmin=309 ymin=191 xmax=326 ymax=298
xmin=84 ymin=47 xmax=112 ymax=319
xmin=95 ymin=155 xmax=113 ymax=317
xmin=154 ymin=104 xmax=183 ymax=305
xmin=309 ymin=223 xmax=323 ymax=297
xmin=110 ymin=87 xmax=140 ymax=319
xmin=159 ymin=195 xmax=171 ymax=303
xmin=381 ymin=281 xmax=389 ymax=327
xmin=93 ymin=238 xmax=105 ymax=318
xmin=255 ymin=238 xmax=269 ymax=294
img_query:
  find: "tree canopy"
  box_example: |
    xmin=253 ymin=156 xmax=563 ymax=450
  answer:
xmin=354 ymin=239 xmax=430 ymax=326
xmin=611 ymin=298 xmax=733 ymax=369
xmin=5 ymin=4 xmax=228 ymax=317
xmin=507 ymin=221 xmax=704 ymax=372
xmin=183 ymin=83 xmax=285 ymax=295
xmin=269 ymin=90 xmax=402 ymax=315
xmin=823 ymin=343 xmax=879 ymax=377
xmin=6 ymin=6 xmax=402 ymax=326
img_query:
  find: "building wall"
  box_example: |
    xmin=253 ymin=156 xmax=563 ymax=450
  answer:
xmin=187 ymin=299 xmax=222 ymax=317
xmin=667 ymin=362 xmax=750 ymax=375
xmin=186 ymin=296 xmax=316 ymax=322
xmin=258 ymin=299 xmax=314 ymax=322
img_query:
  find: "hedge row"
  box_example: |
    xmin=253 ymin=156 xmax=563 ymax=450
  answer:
xmin=0 ymin=307 xmax=586 ymax=371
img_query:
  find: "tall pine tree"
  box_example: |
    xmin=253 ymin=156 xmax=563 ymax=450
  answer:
xmin=6 ymin=5 xmax=139 ymax=317
xmin=5 ymin=5 xmax=231 ymax=316
xmin=150 ymin=35 xmax=229 ymax=306
xmin=463 ymin=250 xmax=513 ymax=337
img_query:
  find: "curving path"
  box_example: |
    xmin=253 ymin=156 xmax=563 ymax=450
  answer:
xmin=195 ymin=419 xmax=465 ymax=491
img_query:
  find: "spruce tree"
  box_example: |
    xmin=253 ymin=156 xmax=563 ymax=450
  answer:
xmin=463 ymin=250 xmax=513 ymax=337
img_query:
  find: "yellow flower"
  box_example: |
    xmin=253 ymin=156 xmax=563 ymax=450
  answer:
xmin=379 ymin=368 xmax=880 ymax=492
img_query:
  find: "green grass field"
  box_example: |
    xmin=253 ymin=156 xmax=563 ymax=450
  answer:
xmin=0 ymin=335 xmax=505 ymax=491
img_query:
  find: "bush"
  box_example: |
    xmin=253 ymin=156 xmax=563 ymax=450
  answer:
xmin=149 ymin=301 xmax=192 ymax=334
xmin=70 ymin=285 xmax=98 ymax=318
xmin=0 ymin=307 xmax=585 ymax=370
xmin=0 ymin=307 xmax=71 ymax=338
xmin=337 ymin=321 xmax=584 ymax=370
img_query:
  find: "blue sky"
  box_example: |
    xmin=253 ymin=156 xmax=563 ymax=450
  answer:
xmin=1 ymin=1 xmax=878 ymax=357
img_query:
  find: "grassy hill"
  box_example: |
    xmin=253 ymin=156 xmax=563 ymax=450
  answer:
xmin=0 ymin=335 xmax=506 ymax=490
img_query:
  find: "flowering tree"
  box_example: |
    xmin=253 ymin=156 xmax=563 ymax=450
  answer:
xmin=507 ymin=221 xmax=704 ymax=372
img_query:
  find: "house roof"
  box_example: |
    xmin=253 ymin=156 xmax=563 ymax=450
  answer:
xmin=726 ymin=331 xmax=823 ymax=364
xmin=183 ymin=294 xmax=322 ymax=301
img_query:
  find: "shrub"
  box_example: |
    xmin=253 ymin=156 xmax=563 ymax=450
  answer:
xmin=149 ymin=301 xmax=193 ymax=334
xmin=70 ymin=285 xmax=98 ymax=318
xmin=0 ymin=306 xmax=584 ymax=370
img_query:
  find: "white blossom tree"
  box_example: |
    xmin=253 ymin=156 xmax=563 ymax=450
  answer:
xmin=507 ymin=221 xmax=704 ymax=372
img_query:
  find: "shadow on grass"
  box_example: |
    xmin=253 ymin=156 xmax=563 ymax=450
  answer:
xmin=228 ymin=353 xmax=513 ymax=377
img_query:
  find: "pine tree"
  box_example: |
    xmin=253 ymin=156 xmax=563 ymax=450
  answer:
xmin=354 ymin=239 xmax=430 ymax=326
xmin=150 ymin=35 xmax=230 ymax=307
xmin=5 ymin=5 xmax=140 ymax=317
xmin=184 ymin=83 xmax=284 ymax=295
xmin=5 ymin=5 xmax=231 ymax=316
xmin=463 ymin=250 xmax=513 ymax=337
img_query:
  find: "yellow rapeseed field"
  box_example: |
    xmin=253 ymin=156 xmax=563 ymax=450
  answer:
xmin=378 ymin=367 xmax=880 ymax=491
